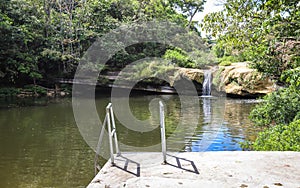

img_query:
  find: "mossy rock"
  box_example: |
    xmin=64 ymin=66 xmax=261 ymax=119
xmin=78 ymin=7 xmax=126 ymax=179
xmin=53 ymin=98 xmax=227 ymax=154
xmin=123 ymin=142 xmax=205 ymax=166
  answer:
xmin=219 ymin=61 xmax=232 ymax=66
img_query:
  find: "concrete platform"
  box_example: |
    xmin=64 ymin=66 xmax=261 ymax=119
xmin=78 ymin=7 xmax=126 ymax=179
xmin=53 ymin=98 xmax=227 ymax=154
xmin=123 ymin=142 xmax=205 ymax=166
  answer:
xmin=87 ymin=152 xmax=300 ymax=188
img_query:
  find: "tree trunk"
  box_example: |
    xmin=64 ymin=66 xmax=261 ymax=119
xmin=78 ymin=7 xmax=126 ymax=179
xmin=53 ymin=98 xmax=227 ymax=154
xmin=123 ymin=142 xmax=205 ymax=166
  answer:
xmin=187 ymin=7 xmax=199 ymax=30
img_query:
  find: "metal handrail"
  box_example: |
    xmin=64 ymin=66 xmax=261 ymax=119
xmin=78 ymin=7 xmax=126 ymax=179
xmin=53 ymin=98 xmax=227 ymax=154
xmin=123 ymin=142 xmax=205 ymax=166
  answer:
xmin=109 ymin=104 xmax=120 ymax=156
xmin=94 ymin=103 xmax=120 ymax=174
xmin=94 ymin=101 xmax=167 ymax=174
xmin=159 ymin=101 xmax=167 ymax=164
xmin=106 ymin=103 xmax=120 ymax=165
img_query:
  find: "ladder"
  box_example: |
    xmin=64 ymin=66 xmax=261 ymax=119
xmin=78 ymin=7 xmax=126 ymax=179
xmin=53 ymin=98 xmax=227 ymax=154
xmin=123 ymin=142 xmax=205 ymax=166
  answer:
xmin=94 ymin=101 xmax=167 ymax=174
xmin=94 ymin=103 xmax=120 ymax=174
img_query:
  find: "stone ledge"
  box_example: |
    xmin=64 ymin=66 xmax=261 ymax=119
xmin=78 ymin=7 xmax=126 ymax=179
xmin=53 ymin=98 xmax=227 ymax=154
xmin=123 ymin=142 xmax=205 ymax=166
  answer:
xmin=88 ymin=151 xmax=300 ymax=188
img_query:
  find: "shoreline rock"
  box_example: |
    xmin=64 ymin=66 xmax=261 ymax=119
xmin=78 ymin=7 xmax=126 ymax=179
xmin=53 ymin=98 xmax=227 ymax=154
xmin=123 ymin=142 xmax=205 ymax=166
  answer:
xmin=212 ymin=62 xmax=276 ymax=97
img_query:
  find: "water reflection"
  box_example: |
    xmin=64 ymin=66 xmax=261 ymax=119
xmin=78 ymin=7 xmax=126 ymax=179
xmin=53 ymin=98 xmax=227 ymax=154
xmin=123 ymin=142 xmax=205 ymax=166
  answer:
xmin=185 ymin=96 xmax=226 ymax=152
xmin=202 ymin=97 xmax=212 ymax=122
xmin=109 ymin=95 xmax=259 ymax=153
xmin=188 ymin=98 xmax=261 ymax=151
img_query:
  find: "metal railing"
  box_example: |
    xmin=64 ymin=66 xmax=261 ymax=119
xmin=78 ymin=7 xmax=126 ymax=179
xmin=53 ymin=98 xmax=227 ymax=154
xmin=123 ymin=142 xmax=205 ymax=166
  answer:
xmin=159 ymin=101 xmax=167 ymax=164
xmin=94 ymin=103 xmax=120 ymax=174
xmin=106 ymin=103 xmax=120 ymax=164
xmin=94 ymin=101 xmax=167 ymax=174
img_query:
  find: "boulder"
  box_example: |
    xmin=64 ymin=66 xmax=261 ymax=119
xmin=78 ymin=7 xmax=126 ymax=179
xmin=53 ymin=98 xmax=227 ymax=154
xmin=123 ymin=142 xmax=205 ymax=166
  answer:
xmin=170 ymin=68 xmax=204 ymax=86
xmin=214 ymin=62 xmax=275 ymax=97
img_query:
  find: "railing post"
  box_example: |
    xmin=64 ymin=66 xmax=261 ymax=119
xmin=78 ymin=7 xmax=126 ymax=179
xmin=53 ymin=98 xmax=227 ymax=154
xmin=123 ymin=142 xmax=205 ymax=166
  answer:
xmin=106 ymin=103 xmax=115 ymax=165
xmin=110 ymin=105 xmax=120 ymax=155
xmin=159 ymin=101 xmax=167 ymax=164
xmin=94 ymin=103 xmax=120 ymax=170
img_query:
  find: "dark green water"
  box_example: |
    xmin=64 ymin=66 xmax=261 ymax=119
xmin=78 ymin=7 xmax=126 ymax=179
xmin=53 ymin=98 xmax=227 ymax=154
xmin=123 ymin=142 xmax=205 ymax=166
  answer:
xmin=0 ymin=95 xmax=261 ymax=187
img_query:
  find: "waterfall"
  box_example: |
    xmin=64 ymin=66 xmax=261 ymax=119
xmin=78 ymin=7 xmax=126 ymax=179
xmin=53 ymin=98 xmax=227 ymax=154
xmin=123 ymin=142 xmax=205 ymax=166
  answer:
xmin=202 ymin=70 xmax=212 ymax=96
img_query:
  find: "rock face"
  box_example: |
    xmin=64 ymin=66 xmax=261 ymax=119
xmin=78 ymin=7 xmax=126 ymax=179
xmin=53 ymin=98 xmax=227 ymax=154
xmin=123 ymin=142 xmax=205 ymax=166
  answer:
xmin=102 ymin=62 xmax=275 ymax=97
xmin=213 ymin=62 xmax=275 ymax=97
xmin=170 ymin=68 xmax=204 ymax=87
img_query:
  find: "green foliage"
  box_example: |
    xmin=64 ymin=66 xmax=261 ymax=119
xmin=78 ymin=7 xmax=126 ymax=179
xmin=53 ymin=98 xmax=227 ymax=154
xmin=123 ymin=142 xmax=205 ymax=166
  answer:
xmin=190 ymin=50 xmax=217 ymax=67
xmin=212 ymin=43 xmax=224 ymax=58
xmin=250 ymin=67 xmax=300 ymax=127
xmin=128 ymin=60 xmax=175 ymax=80
xmin=219 ymin=61 xmax=231 ymax=66
xmin=23 ymin=85 xmax=47 ymax=95
xmin=0 ymin=0 xmax=206 ymax=87
xmin=110 ymin=43 xmax=168 ymax=69
xmin=202 ymin=0 xmax=300 ymax=79
xmin=0 ymin=0 xmax=44 ymax=83
xmin=252 ymin=120 xmax=300 ymax=151
xmin=248 ymin=63 xmax=300 ymax=151
xmin=281 ymin=67 xmax=300 ymax=90
xmin=218 ymin=55 xmax=244 ymax=64
xmin=249 ymin=87 xmax=300 ymax=127
xmin=171 ymin=0 xmax=206 ymax=29
xmin=0 ymin=86 xmax=47 ymax=97
xmin=0 ymin=87 xmax=21 ymax=97
xmin=163 ymin=46 xmax=216 ymax=68
xmin=163 ymin=48 xmax=196 ymax=68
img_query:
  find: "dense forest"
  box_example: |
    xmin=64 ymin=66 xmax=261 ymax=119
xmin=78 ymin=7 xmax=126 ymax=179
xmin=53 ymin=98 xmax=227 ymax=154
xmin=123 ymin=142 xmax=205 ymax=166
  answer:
xmin=1 ymin=0 xmax=299 ymax=150
xmin=0 ymin=0 xmax=209 ymax=89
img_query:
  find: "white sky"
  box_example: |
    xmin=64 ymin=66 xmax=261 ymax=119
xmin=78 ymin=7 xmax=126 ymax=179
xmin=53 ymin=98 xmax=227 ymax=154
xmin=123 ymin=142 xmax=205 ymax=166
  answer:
xmin=194 ymin=0 xmax=224 ymax=37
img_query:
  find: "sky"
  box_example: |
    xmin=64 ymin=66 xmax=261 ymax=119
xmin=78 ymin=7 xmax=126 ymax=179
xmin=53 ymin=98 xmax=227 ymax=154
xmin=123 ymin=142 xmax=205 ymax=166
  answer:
xmin=194 ymin=0 xmax=224 ymax=36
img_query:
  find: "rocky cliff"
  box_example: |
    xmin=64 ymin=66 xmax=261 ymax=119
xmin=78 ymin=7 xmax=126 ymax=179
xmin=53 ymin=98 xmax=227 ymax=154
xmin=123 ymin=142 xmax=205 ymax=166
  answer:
xmin=213 ymin=62 xmax=275 ymax=97
xmin=102 ymin=62 xmax=275 ymax=97
xmin=169 ymin=68 xmax=204 ymax=87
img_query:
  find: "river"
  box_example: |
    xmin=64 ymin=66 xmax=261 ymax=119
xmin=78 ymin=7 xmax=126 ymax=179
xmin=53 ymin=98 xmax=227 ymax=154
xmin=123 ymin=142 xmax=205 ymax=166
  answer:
xmin=0 ymin=93 xmax=261 ymax=187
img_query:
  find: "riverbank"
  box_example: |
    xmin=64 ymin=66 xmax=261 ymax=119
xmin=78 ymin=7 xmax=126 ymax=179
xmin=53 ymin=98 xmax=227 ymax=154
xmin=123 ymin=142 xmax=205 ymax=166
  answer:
xmin=88 ymin=151 xmax=300 ymax=188
xmin=0 ymin=85 xmax=71 ymax=98
xmin=0 ymin=62 xmax=277 ymax=99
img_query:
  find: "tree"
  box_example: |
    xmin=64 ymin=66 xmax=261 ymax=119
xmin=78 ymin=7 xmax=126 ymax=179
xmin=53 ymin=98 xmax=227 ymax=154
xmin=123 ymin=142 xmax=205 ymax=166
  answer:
xmin=202 ymin=0 xmax=300 ymax=80
xmin=0 ymin=0 xmax=44 ymax=85
xmin=172 ymin=0 xmax=206 ymax=30
xmin=104 ymin=0 xmax=206 ymax=70
xmin=0 ymin=0 xmax=207 ymax=87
